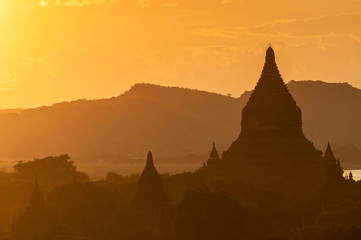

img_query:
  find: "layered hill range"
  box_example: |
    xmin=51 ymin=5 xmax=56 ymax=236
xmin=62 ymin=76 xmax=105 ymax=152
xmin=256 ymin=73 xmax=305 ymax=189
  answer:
xmin=0 ymin=66 xmax=361 ymax=171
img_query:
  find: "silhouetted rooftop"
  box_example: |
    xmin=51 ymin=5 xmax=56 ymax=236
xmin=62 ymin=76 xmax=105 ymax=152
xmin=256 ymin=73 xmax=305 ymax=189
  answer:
xmin=324 ymin=142 xmax=337 ymax=163
xmin=131 ymin=151 xmax=170 ymax=215
xmin=210 ymin=142 xmax=219 ymax=159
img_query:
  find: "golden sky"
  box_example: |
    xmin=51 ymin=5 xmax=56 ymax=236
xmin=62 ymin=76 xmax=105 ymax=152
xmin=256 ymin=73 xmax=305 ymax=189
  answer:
xmin=0 ymin=0 xmax=361 ymax=108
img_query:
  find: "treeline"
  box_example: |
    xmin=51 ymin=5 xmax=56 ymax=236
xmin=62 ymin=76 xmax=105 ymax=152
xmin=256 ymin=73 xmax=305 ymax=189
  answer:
xmin=0 ymin=155 xmax=361 ymax=239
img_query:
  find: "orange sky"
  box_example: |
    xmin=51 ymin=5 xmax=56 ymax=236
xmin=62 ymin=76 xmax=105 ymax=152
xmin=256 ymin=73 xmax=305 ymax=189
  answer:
xmin=0 ymin=0 xmax=361 ymax=108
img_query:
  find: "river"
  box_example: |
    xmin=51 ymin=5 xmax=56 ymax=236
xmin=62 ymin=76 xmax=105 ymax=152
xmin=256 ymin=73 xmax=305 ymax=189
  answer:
xmin=346 ymin=169 xmax=361 ymax=180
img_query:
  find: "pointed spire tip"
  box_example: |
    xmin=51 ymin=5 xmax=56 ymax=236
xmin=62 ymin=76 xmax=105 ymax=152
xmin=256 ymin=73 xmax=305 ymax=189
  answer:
xmin=326 ymin=141 xmax=332 ymax=151
xmin=147 ymin=151 xmax=153 ymax=160
xmin=266 ymin=46 xmax=275 ymax=61
xmin=146 ymin=151 xmax=154 ymax=166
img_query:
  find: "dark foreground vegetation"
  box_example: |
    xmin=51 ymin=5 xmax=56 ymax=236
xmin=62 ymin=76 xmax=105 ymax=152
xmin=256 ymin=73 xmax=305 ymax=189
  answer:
xmin=0 ymin=155 xmax=360 ymax=240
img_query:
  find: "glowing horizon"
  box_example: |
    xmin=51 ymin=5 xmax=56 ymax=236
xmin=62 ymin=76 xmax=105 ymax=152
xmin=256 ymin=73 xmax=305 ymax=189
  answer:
xmin=0 ymin=0 xmax=361 ymax=108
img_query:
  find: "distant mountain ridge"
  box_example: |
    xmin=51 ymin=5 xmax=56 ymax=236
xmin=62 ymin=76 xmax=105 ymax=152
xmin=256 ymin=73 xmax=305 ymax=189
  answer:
xmin=0 ymin=81 xmax=360 ymax=171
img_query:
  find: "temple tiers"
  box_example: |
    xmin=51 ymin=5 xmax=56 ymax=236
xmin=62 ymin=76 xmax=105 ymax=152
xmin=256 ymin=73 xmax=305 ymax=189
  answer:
xmin=203 ymin=47 xmax=343 ymax=194
xmin=223 ymin=47 xmax=321 ymax=161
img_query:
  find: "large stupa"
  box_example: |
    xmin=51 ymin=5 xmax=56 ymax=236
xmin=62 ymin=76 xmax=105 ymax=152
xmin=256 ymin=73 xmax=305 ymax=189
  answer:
xmin=204 ymin=46 xmax=342 ymax=193
xmin=224 ymin=46 xmax=321 ymax=162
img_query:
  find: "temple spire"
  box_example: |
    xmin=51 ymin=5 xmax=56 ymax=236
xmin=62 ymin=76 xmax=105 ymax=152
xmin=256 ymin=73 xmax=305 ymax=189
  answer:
xmin=131 ymin=151 xmax=170 ymax=218
xmin=227 ymin=46 xmax=305 ymax=154
xmin=323 ymin=142 xmax=344 ymax=182
xmin=210 ymin=142 xmax=219 ymax=159
xmin=137 ymin=151 xmax=161 ymax=188
xmin=146 ymin=151 xmax=154 ymax=167
xmin=28 ymin=176 xmax=46 ymax=212
xmin=207 ymin=142 xmax=220 ymax=166
xmin=266 ymin=46 xmax=275 ymax=61
xmin=324 ymin=142 xmax=336 ymax=163
xmin=12 ymin=177 xmax=52 ymax=240
xmin=261 ymin=46 xmax=280 ymax=78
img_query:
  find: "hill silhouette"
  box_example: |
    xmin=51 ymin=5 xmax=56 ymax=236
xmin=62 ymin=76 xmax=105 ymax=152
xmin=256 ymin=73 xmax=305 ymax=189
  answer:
xmin=0 ymin=81 xmax=360 ymax=176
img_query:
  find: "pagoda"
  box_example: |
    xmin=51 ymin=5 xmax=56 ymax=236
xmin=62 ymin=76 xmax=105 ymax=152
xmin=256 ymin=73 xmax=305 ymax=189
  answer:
xmin=204 ymin=46 xmax=343 ymax=194
xmin=206 ymin=142 xmax=220 ymax=166
xmin=323 ymin=142 xmax=344 ymax=183
xmin=12 ymin=177 xmax=52 ymax=240
xmin=224 ymin=47 xmax=321 ymax=161
xmin=131 ymin=151 xmax=171 ymax=219
xmin=124 ymin=152 xmax=172 ymax=239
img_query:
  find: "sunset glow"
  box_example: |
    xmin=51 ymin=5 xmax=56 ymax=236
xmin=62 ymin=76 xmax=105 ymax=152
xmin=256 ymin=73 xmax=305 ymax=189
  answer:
xmin=2 ymin=2 xmax=361 ymax=240
xmin=0 ymin=0 xmax=361 ymax=108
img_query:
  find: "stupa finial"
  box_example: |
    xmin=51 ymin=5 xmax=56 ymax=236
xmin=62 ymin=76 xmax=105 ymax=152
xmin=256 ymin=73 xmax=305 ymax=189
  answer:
xmin=266 ymin=45 xmax=275 ymax=62
xmin=210 ymin=142 xmax=219 ymax=159
xmin=324 ymin=141 xmax=337 ymax=163
xmin=147 ymin=151 xmax=154 ymax=167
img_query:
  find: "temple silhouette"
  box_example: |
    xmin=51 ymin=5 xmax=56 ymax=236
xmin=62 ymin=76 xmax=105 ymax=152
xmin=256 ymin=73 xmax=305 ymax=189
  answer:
xmin=324 ymin=142 xmax=344 ymax=183
xmin=131 ymin=151 xmax=171 ymax=218
xmin=12 ymin=177 xmax=52 ymax=240
xmin=203 ymin=47 xmax=343 ymax=194
xmin=122 ymin=151 xmax=173 ymax=239
xmin=5 ymin=46 xmax=357 ymax=240
xmin=207 ymin=142 xmax=220 ymax=166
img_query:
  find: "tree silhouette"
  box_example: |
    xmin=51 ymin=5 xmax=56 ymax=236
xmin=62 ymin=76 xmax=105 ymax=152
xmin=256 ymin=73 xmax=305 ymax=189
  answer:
xmin=175 ymin=188 xmax=247 ymax=240
xmin=13 ymin=155 xmax=88 ymax=189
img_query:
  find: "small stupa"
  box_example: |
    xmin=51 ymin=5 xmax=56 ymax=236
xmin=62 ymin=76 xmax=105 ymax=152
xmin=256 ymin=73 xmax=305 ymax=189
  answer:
xmin=323 ymin=142 xmax=344 ymax=183
xmin=207 ymin=142 xmax=220 ymax=166
xmin=131 ymin=151 xmax=170 ymax=218
xmin=28 ymin=176 xmax=46 ymax=212
xmin=12 ymin=177 xmax=52 ymax=240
